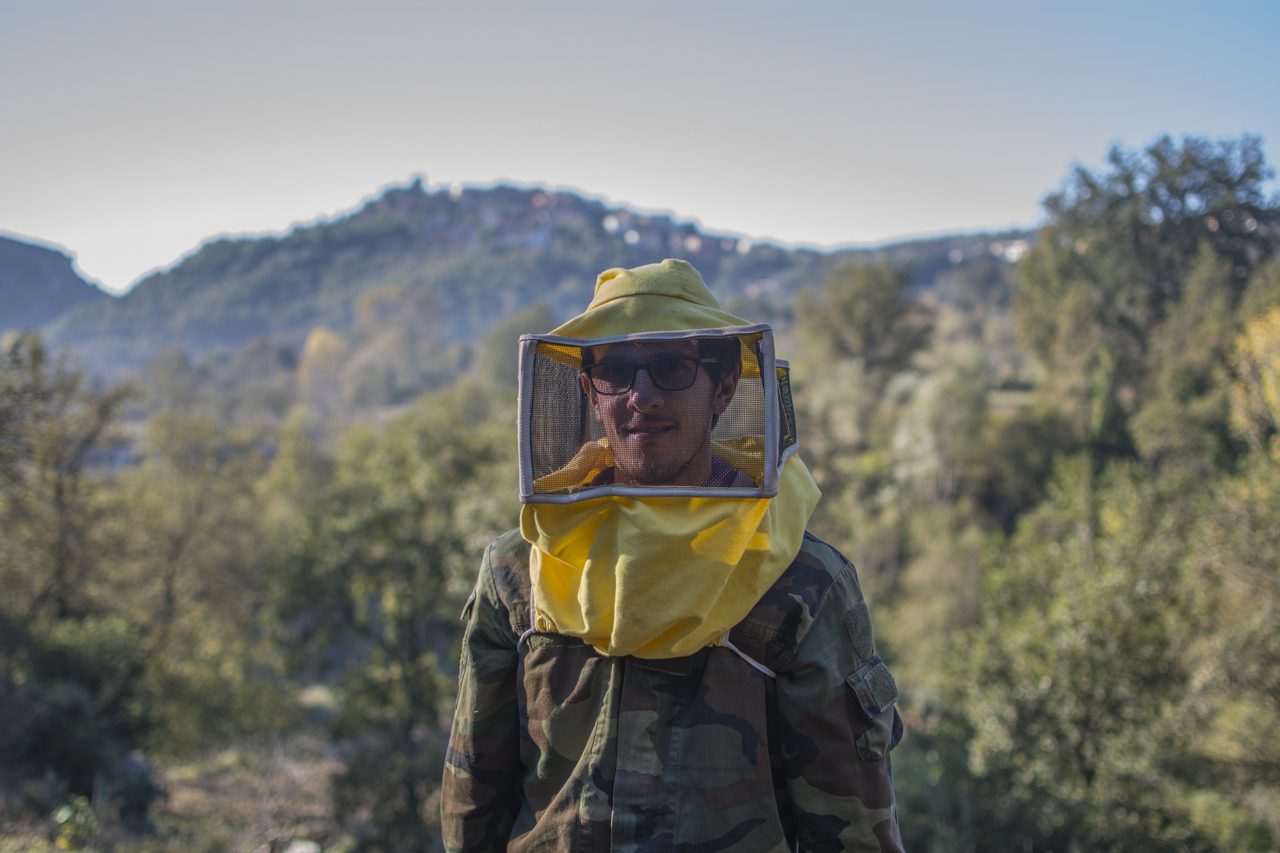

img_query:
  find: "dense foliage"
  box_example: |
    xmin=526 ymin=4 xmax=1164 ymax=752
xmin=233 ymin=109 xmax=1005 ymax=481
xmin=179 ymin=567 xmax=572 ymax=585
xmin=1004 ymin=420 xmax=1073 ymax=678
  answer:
xmin=1 ymin=134 xmax=1277 ymax=850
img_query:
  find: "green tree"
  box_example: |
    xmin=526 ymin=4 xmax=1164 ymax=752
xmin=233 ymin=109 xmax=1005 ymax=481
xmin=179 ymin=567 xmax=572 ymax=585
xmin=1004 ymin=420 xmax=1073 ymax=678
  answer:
xmin=0 ymin=333 xmax=157 ymax=826
xmin=1230 ymin=303 xmax=1280 ymax=454
xmin=797 ymin=261 xmax=934 ymax=408
xmin=959 ymin=457 xmax=1215 ymax=849
xmin=793 ymin=262 xmax=934 ymax=593
xmin=98 ymin=411 xmax=296 ymax=758
xmin=0 ymin=333 xmax=132 ymax=625
xmin=1014 ymin=135 xmax=1279 ymax=458
xmin=263 ymin=380 xmax=517 ymax=851
xmin=343 ymin=285 xmax=450 ymax=406
xmin=1129 ymin=246 xmax=1240 ymax=477
xmin=297 ymin=327 xmax=351 ymax=417
xmin=1175 ymin=451 xmax=1280 ymax=849
xmin=473 ymin=302 xmax=557 ymax=389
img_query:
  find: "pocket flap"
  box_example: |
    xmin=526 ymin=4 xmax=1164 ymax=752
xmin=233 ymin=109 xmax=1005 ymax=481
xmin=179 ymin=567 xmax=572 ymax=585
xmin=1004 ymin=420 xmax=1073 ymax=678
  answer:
xmin=846 ymin=655 xmax=899 ymax=716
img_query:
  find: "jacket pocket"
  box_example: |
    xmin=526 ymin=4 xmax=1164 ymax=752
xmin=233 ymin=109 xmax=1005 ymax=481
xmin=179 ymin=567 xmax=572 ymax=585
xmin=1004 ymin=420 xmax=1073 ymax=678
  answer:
xmin=846 ymin=655 xmax=899 ymax=760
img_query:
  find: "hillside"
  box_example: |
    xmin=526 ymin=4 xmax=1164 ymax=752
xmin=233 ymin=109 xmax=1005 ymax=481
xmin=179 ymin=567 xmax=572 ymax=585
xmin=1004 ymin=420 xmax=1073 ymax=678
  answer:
xmin=0 ymin=234 xmax=108 ymax=334
xmin=38 ymin=179 xmax=1029 ymax=378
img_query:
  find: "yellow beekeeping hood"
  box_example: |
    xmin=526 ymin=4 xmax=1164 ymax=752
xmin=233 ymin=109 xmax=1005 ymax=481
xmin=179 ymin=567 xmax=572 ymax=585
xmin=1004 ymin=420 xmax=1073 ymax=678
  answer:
xmin=550 ymin=258 xmax=757 ymax=338
xmin=517 ymin=258 xmax=819 ymax=658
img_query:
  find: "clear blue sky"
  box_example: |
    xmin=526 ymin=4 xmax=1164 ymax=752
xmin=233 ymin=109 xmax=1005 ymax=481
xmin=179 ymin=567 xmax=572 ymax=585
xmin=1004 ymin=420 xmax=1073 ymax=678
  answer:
xmin=2 ymin=0 xmax=1277 ymax=293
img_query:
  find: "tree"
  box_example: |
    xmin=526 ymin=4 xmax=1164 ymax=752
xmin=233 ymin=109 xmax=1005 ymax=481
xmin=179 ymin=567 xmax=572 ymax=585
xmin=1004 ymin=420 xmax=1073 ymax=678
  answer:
xmin=960 ymin=458 xmax=1203 ymax=848
xmin=1015 ymin=135 xmax=1280 ymax=458
xmin=1230 ymin=304 xmax=1280 ymax=455
xmin=344 ymin=285 xmax=452 ymax=406
xmin=262 ymin=380 xmax=517 ymax=850
xmin=793 ymin=262 xmax=935 ymax=593
xmin=473 ymin=303 xmax=557 ymax=389
xmin=1129 ymin=246 xmax=1240 ymax=477
xmin=98 ymin=411 xmax=296 ymax=758
xmin=952 ymin=449 xmax=1280 ymax=850
xmin=297 ymin=327 xmax=351 ymax=417
xmin=797 ymin=261 xmax=934 ymax=408
xmin=0 ymin=332 xmax=131 ymax=626
xmin=0 ymin=333 xmax=158 ymax=826
xmin=1176 ymin=452 xmax=1280 ymax=849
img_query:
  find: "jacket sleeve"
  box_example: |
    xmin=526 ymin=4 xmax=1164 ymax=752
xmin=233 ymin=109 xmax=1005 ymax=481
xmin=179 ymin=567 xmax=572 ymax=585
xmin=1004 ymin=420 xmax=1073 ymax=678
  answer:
xmin=441 ymin=544 xmax=523 ymax=852
xmin=774 ymin=554 xmax=905 ymax=852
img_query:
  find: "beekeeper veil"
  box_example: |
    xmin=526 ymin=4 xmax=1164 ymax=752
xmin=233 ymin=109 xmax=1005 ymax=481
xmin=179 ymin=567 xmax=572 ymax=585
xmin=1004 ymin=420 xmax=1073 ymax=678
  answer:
xmin=518 ymin=259 xmax=820 ymax=659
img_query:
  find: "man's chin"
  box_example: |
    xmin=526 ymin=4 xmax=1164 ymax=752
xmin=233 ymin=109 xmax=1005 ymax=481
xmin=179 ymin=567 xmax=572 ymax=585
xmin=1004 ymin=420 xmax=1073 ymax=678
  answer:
xmin=615 ymin=459 xmax=683 ymax=487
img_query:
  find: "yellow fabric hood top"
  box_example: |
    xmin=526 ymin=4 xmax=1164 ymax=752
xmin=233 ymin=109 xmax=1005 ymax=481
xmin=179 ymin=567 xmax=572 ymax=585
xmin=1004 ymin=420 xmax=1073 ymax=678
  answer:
xmin=548 ymin=258 xmax=757 ymax=339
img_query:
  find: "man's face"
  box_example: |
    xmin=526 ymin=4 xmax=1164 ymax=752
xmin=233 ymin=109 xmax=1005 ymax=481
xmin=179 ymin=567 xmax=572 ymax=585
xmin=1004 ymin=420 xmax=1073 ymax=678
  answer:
xmin=581 ymin=339 xmax=738 ymax=486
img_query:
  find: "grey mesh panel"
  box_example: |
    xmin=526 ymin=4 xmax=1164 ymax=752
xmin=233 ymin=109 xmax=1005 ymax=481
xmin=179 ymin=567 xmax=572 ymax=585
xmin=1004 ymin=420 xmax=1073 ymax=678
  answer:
xmin=518 ymin=327 xmax=788 ymax=503
xmin=527 ymin=346 xmax=590 ymax=481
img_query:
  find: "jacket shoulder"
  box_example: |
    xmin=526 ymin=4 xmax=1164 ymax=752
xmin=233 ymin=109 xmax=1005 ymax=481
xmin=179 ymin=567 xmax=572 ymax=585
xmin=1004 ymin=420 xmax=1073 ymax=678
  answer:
xmin=730 ymin=531 xmax=860 ymax=670
xmin=488 ymin=528 xmax=528 ymax=564
xmin=483 ymin=529 xmax=533 ymax=634
xmin=795 ymin=530 xmax=859 ymax=587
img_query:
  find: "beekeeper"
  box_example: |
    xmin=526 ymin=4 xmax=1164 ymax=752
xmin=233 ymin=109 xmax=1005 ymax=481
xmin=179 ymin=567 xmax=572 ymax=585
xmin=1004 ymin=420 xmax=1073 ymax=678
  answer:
xmin=442 ymin=259 xmax=904 ymax=852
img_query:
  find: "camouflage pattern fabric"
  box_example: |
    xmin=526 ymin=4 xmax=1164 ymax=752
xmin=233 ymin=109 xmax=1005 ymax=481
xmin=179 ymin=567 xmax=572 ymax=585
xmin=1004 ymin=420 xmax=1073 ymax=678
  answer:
xmin=442 ymin=530 xmax=904 ymax=852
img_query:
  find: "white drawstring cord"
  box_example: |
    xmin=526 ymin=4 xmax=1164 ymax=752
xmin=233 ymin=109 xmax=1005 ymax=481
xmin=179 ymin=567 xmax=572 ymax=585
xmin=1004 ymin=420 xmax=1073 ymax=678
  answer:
xmin=720 ymin=633 xmax=777 ymax=678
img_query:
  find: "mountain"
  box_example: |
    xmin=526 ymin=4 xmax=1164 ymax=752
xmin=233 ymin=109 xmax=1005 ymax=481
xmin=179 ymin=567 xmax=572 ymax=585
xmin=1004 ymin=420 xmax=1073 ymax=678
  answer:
xmin=0 ymin=235 xmax=108 ymax=335
xmin=35 ymin=179 xmax=1029 ymax=378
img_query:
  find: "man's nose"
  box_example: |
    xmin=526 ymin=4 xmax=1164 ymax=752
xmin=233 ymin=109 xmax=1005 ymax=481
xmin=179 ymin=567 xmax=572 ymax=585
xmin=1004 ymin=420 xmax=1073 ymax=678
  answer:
xmin=628 ymin=368 xmax=665 ymax=409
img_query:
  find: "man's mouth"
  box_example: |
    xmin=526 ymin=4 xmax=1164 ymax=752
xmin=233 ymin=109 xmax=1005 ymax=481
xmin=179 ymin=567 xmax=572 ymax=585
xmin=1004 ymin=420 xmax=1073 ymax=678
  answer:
xmin=623 ymin=420 xmax=674 ymax=437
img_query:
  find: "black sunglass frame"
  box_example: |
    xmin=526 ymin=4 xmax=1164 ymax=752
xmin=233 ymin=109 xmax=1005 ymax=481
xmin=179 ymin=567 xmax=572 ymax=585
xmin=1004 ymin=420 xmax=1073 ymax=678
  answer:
xmin=584 ymin=357 xmax=719 ymax=395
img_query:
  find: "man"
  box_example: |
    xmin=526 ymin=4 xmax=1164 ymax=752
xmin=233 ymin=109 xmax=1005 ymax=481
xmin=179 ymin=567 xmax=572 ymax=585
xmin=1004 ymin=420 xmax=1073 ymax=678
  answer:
xmin=578 ymin=335 xmax=744 ymax=487
xmin=442 ymin=259 xmax=903 ymax=851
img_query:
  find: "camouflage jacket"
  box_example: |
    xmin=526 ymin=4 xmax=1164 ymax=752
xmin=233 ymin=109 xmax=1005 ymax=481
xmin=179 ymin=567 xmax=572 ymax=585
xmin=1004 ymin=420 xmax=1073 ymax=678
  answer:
xmin=441 ymin=529 xmax=904 ymax=852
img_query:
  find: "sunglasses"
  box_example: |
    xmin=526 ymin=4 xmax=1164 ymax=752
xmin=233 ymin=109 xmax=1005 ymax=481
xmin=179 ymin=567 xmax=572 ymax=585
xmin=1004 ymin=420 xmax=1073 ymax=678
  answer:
xmin=584 ymin=356 xmax=718 ymax=395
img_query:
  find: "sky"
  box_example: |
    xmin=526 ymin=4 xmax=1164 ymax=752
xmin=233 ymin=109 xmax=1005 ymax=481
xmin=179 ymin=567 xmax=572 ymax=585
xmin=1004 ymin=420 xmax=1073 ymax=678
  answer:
xmin=2 ymin=1 xmax=1277 ymax=295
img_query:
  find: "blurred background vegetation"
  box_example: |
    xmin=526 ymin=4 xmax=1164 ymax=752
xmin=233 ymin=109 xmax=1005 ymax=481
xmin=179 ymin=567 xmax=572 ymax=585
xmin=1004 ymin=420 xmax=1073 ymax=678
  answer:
xmin=2 ymin=134 xmax=1278 ymax=851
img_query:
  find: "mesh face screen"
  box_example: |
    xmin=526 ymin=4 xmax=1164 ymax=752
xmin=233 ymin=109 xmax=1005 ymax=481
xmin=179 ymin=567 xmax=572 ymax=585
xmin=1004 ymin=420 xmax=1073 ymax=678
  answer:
xmin=519 ymin=328 xmax=791 ymax=501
